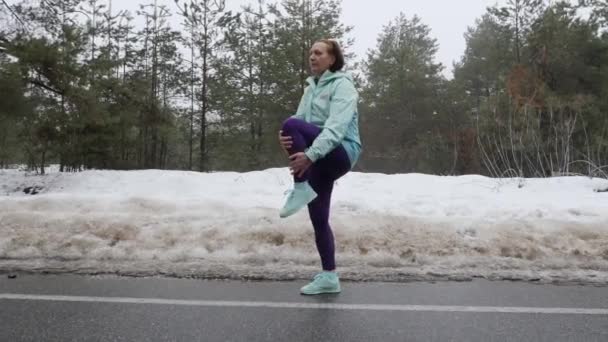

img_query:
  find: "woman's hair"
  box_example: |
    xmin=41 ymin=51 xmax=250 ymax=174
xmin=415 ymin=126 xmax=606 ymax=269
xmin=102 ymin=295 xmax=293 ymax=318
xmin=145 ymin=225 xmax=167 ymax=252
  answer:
xmin=317 ymin=39 xmax=345 ymax=72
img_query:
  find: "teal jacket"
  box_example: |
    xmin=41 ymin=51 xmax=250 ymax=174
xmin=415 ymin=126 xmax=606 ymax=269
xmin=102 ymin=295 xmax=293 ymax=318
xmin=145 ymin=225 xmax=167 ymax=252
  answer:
xmin=292 ymin=70 xmax=362 ymax=168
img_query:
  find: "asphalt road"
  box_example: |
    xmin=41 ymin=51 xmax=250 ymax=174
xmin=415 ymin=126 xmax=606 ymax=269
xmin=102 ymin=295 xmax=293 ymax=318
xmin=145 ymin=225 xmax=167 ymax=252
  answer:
xmin=1 ymin=274 xmax=607 ymax=341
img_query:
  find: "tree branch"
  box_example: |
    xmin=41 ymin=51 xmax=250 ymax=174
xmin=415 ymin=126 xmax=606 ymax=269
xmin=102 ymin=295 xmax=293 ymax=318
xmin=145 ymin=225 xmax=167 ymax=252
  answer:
xmin=28 ymin=78 xmax=64 ymax=96
xmin=2 ymin=0 xmax=26 ymax=26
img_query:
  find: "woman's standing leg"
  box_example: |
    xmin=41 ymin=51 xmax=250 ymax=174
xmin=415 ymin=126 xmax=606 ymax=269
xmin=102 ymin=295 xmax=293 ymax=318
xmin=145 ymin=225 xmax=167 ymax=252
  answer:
xmin=300 ymin=146 xmax=351 ymax=295
xmin=307 ymin=146 xmax=351 ymax=271
xmin=307 ymin=169 xmax=336 ymax=271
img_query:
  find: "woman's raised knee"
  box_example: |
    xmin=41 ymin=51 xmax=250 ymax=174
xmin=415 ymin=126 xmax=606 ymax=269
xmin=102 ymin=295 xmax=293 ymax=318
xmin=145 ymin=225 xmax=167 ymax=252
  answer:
xmin=282 ymin=117 xmax=305 ymax=132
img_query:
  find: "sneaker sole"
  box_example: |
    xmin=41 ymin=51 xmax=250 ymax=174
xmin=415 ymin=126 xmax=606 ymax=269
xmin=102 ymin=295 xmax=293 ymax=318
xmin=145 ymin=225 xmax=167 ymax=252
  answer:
xmin=300 ymin=288 xmax=341 ymax=295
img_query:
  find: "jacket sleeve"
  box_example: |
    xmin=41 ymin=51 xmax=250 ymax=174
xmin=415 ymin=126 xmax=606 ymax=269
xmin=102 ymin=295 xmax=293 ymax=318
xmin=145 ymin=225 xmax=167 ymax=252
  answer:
xmin=291 ymin=86 xmax=310 ymax=120
xmin=304 ymin=79 xmax=358 ymax=162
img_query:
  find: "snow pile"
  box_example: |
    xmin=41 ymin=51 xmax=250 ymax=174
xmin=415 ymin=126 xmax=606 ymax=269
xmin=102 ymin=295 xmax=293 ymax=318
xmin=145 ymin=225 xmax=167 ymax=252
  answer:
xmin=1 ymin=167 xmax=608 ymax=283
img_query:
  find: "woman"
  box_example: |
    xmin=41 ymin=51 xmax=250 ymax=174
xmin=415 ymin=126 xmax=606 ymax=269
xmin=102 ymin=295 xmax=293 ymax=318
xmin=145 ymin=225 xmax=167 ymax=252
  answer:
xmin=278 ymin=39 xmax=362 ymax=295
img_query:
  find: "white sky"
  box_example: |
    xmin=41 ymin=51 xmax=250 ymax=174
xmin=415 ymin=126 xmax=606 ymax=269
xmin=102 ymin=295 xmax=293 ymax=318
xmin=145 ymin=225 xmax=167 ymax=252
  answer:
xmin=7 ymin=0 xmax=507 ymax=77
xmin=120 ymin=0 xmax=506 ymax=77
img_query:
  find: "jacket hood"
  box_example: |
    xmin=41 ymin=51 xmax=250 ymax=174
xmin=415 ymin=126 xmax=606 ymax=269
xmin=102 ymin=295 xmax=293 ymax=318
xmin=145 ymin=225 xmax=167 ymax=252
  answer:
xmin=306 ymin=70 xmax=354 ymax=87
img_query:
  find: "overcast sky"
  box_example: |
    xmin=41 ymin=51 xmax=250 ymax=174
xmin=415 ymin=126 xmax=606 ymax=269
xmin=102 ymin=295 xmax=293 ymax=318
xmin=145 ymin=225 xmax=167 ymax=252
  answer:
xmin=8 ymin=0 xmax=507 ymax=77
xmin=115 ymin=0 xmax=506 ymax=77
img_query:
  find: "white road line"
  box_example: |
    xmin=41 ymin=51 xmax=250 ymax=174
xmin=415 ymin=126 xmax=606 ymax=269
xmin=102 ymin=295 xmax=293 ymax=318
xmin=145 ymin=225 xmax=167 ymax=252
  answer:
xmin=1 ymin=293 xmax=608 ymax=315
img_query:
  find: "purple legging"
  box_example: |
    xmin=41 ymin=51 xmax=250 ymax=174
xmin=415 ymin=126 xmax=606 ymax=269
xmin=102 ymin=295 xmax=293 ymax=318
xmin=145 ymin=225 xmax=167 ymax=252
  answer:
xmin=281 ymin=117 xmax=351 ymax=271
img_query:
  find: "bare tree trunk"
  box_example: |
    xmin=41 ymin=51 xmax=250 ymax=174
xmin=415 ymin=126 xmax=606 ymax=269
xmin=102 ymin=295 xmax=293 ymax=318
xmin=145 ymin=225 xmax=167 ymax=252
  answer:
xmin=40 ymin=150 xmax=46 ymax=175
xmin=199 ymin=4 xmax=209 ymax=172
xmin=515 ymin=0 xmax=521 ymax=63
xmin=299 ymin=0 xmax=308 ymax=94
xmin=189 ymin=24 xmax=195 ymax=171
xmin=140 ymin=17 xmax=150 ymax=169
xmin=256 ymin=0 xmax=266 ymax=158
xmin=150 ymin=0 xmax=159 ymax=169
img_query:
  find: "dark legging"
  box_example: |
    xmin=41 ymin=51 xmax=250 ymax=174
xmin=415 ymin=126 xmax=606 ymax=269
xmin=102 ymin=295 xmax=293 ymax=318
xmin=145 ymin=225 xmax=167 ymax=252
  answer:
xmin=281 ymin=117 xmax=351 ymax=271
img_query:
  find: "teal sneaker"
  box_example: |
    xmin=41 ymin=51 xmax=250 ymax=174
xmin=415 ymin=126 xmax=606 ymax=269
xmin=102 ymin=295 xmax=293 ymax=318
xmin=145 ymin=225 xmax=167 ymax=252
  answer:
xmin=279 ymin=181 xmax=317 ymax=218
xmin=300 ymin=272 xmax=341 ymax=295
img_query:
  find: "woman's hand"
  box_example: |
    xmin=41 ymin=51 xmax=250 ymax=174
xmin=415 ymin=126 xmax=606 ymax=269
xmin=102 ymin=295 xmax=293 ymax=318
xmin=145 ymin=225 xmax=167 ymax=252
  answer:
xmin=279 ymin=130 xmax=292 ymax=156
xmin=289 ymin=152 xmax=313 ymax=178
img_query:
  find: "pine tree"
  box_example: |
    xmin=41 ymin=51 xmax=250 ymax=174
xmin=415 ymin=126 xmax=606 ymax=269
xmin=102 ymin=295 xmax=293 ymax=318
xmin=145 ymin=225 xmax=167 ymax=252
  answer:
xmin=361 ymin=13 xmax=445 ymax=172
xmin=175 ymin=0 xmax=229 ymax=171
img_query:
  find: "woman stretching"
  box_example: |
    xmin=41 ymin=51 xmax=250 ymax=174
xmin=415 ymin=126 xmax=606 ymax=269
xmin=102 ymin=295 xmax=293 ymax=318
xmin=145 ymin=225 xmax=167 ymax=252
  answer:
xmin=278 ymin=39 xmax=361 ymax=295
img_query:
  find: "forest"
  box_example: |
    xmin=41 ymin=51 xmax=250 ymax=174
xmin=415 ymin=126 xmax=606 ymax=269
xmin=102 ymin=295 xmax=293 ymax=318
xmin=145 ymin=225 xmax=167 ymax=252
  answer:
xmin=0 ymin=0 xmax=607 ymax=177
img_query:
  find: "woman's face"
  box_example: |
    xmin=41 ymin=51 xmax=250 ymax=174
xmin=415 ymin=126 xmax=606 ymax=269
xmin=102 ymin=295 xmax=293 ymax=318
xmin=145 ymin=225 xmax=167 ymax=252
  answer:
xmin=309 ymin=42 xmax=335 ymax=76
